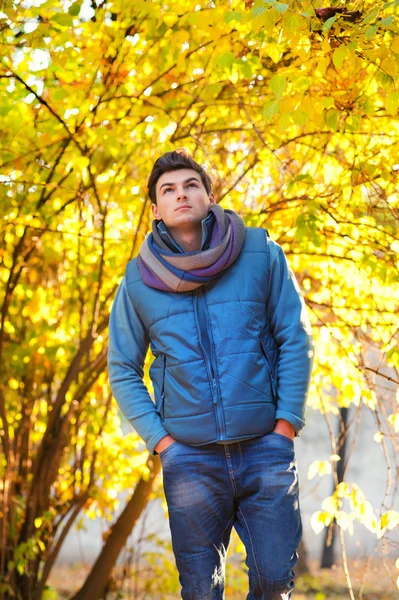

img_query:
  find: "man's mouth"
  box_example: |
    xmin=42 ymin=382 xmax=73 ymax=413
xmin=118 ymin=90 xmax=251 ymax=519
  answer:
xmin=175 ymin=205 xmax=192 ymax=211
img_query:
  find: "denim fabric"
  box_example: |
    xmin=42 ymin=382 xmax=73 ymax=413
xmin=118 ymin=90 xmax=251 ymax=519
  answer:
xmin=160 ymin=432 xmax=302 ymax=599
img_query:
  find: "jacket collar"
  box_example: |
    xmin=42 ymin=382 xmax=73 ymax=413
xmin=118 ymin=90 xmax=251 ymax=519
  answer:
xmin=156 ymin=210 xmax=215 ymax=253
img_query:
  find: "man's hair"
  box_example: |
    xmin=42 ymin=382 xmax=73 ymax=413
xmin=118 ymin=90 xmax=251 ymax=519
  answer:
xmin=147 ymin=148 xmax=213 ymax=205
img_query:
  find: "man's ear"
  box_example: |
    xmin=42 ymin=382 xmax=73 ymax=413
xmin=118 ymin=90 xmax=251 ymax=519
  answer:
xmin=209 ymin=193 xmax=216 ymax=205
xmin=151 ymin=203 xmax=160 ymax=219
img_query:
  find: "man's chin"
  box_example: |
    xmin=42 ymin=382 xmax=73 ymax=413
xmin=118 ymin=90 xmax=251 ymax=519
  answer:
xmin=168 ymin=215 xmax=202 ymax=228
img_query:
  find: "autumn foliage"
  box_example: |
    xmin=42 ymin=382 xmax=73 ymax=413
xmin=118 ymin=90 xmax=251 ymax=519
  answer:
xmin=0 ymin=1 xmax=398 ymax=598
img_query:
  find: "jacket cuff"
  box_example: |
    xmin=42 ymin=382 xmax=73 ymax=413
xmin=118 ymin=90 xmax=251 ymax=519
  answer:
xmin=147 ymin=428 xmax=171 ymax=456
xmin=275 ymin=410 xmax=305 ymax=437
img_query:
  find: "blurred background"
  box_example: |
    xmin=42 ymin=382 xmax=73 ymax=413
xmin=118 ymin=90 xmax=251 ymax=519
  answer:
xmin=0 ymin=1 xmax=398 ymax=598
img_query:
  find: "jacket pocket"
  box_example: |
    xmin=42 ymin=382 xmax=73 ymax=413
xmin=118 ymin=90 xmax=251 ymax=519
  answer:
xmin=260 ymin=339 xmax=278 ymax=404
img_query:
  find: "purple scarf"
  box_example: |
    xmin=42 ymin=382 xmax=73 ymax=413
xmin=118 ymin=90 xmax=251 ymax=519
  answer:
xmin=137 ymin=204 xmax=246 ymax=292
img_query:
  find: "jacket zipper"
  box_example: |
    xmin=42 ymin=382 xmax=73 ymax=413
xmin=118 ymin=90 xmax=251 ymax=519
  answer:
xmin=260 ymin=340 xmax=277 ymax=404
xmin=193 ymin=288 xmax=223 ymax=438
xmin=159 ymin=353 xmax=166 ymax=420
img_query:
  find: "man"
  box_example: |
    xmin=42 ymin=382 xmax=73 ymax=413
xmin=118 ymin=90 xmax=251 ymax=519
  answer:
xmin=107 ymin=149 xmax=314 ymax=599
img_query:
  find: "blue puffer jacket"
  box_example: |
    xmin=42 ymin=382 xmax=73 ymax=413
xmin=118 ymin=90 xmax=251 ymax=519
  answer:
xmin=107 ymin=227 xmax=314 ymax=455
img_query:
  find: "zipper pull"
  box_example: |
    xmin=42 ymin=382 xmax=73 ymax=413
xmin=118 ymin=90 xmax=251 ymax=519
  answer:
xmin=212 ymin=379 xmax=217 ymax=404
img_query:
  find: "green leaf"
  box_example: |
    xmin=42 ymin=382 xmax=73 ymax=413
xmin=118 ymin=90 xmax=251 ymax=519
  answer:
xmin=157 ymin=21 xmax=168 ymax=36
xmin=270 ymin=74 xmax=286 ymax=100
xmin=263 ymin=99 xmax=280 ymax=121
xmin=218 ymin=52 xmax=235 ymax=70
xmin=240 ymin=60 xmax=253 ymax=79
xmin=69 ymin=2 xmax=81 ymax=17
xmin=224 ymin=11 xmax=242 ymax=24
xmin=51 ymin=13 xmax=74 ymax=27
xmin=283 ymin=12 xmax=302 ymax=33
xmin=322 ymin=15 xmax=336 ymax=32
xmin=297 ymin=174 xmax=314 ymax=184
xmin=324 ymin=108 xmax=340 ymax=131
xmin=274 ymin=3 xmax=289 ymax=14
xmin=252 ymin=6 xmax=266 ymax=18
xmin=380 ymin=16 xmax=394 ymax=27
xmin=362 ymin=7 xmax=380 ymax=25
xmin=333 ymin=46 xmax=348 ymax=69
xmin=375 ymin=69 xmax=394 ymax=89
xmin=365 ymin=24 xmax=379 ymax=39
xmin=291 ymin=110 xmax=308 ymax=126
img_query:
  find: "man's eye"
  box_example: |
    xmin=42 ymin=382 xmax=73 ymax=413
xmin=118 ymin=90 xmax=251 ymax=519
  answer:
xmin=187 ymin=183 xmax=197 ymax=188
xmin=164 ymin=187 xmax=173 ymax=193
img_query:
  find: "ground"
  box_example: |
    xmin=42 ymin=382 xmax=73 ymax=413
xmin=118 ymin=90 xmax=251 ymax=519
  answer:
xmin=47 ymin=557 xmax=398 ymax=599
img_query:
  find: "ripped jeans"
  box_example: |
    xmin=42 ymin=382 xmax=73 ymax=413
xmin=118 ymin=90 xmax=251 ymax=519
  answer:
xmin=160 ymin=431 xmax=302 ymax=599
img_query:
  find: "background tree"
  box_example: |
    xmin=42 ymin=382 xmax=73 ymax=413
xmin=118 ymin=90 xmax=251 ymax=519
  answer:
xmin=0 ymin=0 xmax=398 ymax=598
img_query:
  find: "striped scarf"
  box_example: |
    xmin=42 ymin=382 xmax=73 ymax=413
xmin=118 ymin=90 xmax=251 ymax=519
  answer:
xmin=137 ymin=204 xmax=246 ymax=292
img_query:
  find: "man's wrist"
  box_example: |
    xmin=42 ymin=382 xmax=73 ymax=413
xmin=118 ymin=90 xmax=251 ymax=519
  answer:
xmin=273 ymin=419 xmax=296 ymax=440
xmin=155 ymin=434 xmax=175 ymax=454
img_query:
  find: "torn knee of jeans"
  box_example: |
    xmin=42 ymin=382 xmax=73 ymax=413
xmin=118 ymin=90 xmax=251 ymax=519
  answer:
xmin=183 ymin=549 xmax=226 ymax=598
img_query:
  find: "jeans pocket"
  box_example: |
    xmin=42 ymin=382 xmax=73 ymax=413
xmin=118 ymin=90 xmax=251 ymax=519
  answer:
xmin=160 ymin=440 xmax=179 ymax=459
xmin=267 ymin=431 xmax=294 ymax=448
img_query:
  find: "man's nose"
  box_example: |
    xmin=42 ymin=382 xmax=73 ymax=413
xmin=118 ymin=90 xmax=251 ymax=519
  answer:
xmin=176 ymin=187 xmax=187 ymax=199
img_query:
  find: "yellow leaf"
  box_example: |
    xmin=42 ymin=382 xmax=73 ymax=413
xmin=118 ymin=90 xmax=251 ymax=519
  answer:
xmin=37 ymin=539 xmax=45 ymax=551
xmin=330 ymin=454 xmax=341 ymax=462
xmin=388 ymin=413 xmax=399 ymax=432
xmin=321 ymin=36 xmax=331 ymax=54
xmin=252 ymin=8 xmax=278 ymax=33
xmin=283 ymin=12 xmax=302 ymax=34
xmin=381 ymin=58 xmax=398 ymax=78
xmin=385 ymin=92 xmax=399 ymax=116
xmin=75 ymin=156 xmax=90 ymax=170
xmin=268 ymin=44 xmax=283 ymax=63
xmin=392 ymin=36 xmax=399 ymax=54
xmin=310 ymin=511 xmax=326 ymax=534
xmin=308 ymin=460 xmax=332 ymax=480
xmin=336 ymin=510 xmax=354 ymax=534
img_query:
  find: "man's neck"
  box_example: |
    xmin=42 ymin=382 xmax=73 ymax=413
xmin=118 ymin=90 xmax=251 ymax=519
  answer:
xmin=168 ymin=225 xmax=202 ymax=252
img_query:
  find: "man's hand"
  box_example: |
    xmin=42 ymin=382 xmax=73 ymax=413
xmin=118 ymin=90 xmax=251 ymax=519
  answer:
xmin=273 ymin=419 xmax=295 ymax=440
xmin=155 ymin=434 xmax=176 ymax=455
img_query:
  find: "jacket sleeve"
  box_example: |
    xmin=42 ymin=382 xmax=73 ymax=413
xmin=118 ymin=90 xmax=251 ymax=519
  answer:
xmin=107 ymin=276 xmax=170 ymax=455
xmin=266 ymin=238 xmax=315 ymax=435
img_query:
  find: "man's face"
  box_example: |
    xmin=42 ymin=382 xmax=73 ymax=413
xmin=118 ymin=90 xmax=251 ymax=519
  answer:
xmin=151 ymin=168 xmax=215 ymax=230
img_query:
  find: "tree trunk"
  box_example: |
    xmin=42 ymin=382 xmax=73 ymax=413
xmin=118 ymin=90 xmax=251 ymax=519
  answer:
xmin=296 ymin=539 xmax=310 ymax=575
xmin=320 ymin=407 xmax=349 ymax=569
xmin=71 ymin=453 xmax=161 ymax=600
